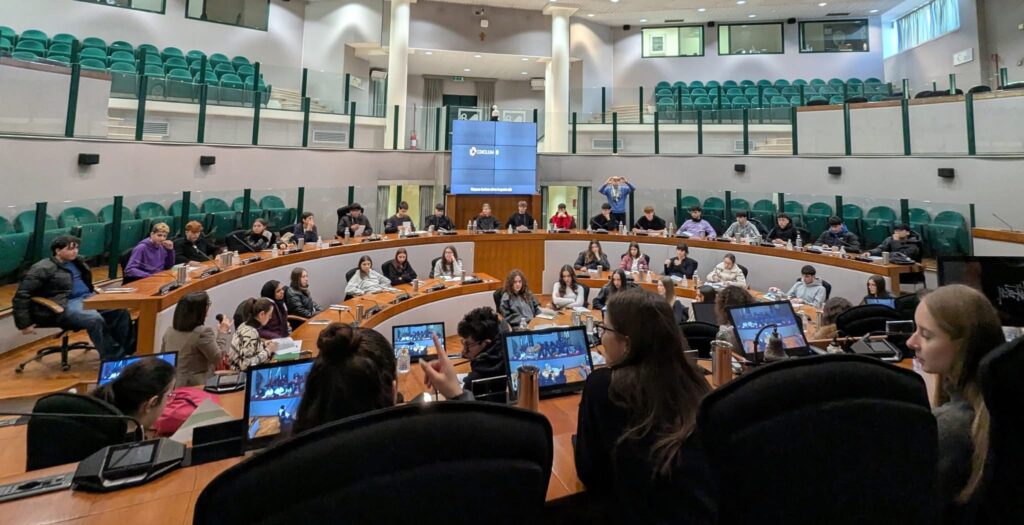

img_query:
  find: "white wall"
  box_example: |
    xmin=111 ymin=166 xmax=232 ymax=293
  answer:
xmin=1 ymin=0 xmax=306 ymax=69
xmin=611 ymin=18 xmax=885 ymax=105
xmin=403 ymin=2 xmax=550 ymax=57
xmin=979 ymin=0 xmax=1024 ymax=85
xmin=884 ymin=0 xmax=984 ymax=92
xmin=571 ymin=18 xmax=615 ymax=117
xmin=300 ymin=0 xmax=383 ymax=73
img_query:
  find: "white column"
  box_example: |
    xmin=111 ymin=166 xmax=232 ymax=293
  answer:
xmin=385 ymin=0 xmax=415 ymax=149
xmin=543 ymin=4 xmax=577 ymax=153
xmin=543 ymin=61 xmax=553 ymax=152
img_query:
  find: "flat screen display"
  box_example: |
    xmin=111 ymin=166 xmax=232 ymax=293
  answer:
xmin=97 ymin=352 xmax=177 ymax=386
xmin=392 ymin=322 xmax=445 ymax=361
xmin=244 ymin=360 xmax=314 ymax=444
xmin=503 ymin=326 xmax=593 ymax=399
xmin=864 ymin=297 xmax=897 ymax=308
xmin=451 ymin=120 xmax=537 ymax=195
xmin=938 ymin=256 xmax=1024 ymax=326
xmin=728 ymin=301 xmax=808 ymax=357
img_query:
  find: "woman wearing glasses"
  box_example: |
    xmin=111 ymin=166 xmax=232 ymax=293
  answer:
xmin=92 ymin=357 xmax=176 ymax=434
xmin=576 ymin=288 xmax=713 ymax=523
xmin=456 ymin=307 xmax=507 ymax=392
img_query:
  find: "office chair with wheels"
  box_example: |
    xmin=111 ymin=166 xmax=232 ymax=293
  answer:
xmin=697 ymin=354 xmax=938 ymax=524
xmin=27 ymin=393 xmax=129 ymax=471
xmin=976 ymin=336 xmax=1024 ymax=524
xmin=835 ymin=304 xmax=904 ymax=337
xmin=893 ymin=293 xmax=921 ymax=321
xmin=679 ymin=321 xmax=719 ymax=359
xmin=343 ymin=267 xmax=359 ymax=301
xmin=194 ymin=402 xmax=553 ymax=525
xmin=15 ymin=297 xmax=97 ymax=373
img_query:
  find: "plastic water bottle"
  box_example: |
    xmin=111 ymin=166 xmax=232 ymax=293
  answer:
xmin=316 ymin=236 xmax=323 ymax=249
xmin=397 ymin=347 xmax=411 ymax=374
xmin=682 ymin=275 xmax=689 ymax=288
xmin=668 ymin=221 xmax=675 ymax=235
xmin=786 ymin=239 xmax=793 ymax=251
xmin=271 ymin=244 xmax=279 ymax=257
xmin=413 ymin=279 xmax=420 ymax=293
xmin=519 ymin=317 xmax=528 ymax=331
xmin=839 ymin=246 xmax=847 ymax=257
xmin=508 ymin=224 xmax=514 ymax=235
xmin=533 ymin=220 xmax=539 ymax=231
xmin=343 ymin=228 xmax=350 ymax=241
xmin=795 ymin=232 xmax=802 ymax=251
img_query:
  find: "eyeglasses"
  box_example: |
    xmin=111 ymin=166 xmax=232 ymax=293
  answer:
xmin=594 ymin=322 xmax=620 ymax=339
xmin=461 ymin=339 xmax=483 ymax=352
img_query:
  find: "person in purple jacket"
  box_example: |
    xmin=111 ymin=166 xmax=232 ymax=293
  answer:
xmin=124 ymin=222 xmax=176 ymax=281
xmin=675 ymin=206 xmax=718 ymax=240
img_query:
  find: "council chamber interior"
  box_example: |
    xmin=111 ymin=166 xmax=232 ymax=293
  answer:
xmin=0 ymin=0 xmax=1022 ymax=524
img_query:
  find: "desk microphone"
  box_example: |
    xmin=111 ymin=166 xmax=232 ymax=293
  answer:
xmin=0 ymin=411 xmax=145 ymax=442
xmin=993 ymin=213 xmax=1017 ymax=232
xmin=229 ymin=231 xmax=260 ymax=254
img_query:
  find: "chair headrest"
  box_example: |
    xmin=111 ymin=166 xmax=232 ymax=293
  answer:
xmin=979 ymin=335 xmax=1024 ymax=415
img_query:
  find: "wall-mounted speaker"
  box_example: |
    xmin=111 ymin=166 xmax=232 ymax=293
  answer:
xmin=787 ymin=18 xmax=797 ymax=25
xmin=734 ymin=164 xmax=746 ymax=173
xmin=707 ymin=21 xmax=716 ymax=28
xmin=938 ymin=168 xmax=955 ymax=178
xmin=828 ymin=166 xmax=842 ymax=175
xmin=77 ymin=153 xmax=99 ymax=165
xmin=200 ymin=156 xmax=216 ymax=166
xmin=623 ymin=24 xmax=631 ymax=31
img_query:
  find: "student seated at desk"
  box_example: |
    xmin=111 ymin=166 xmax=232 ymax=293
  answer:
xmin=706 ymin=253 xmax=746 ymax=287
xmin=433 ymin=245 xmax=464 ymax=278
xmin=285 ymin=267 xmax=324 ymax=319
xmin=906 ymin=285 xmax=1004 ymax=516
xmin=663 ymin=242 xmax=698 ymax=280
xmin=551 ymin=265 xmax=586 ymax=310
xmin=620 ymin=241 xmax=650 ymax=273
xmin=161 ymin=291 xmax=232 ymax=387
xmin=633 ymin=205 xmax=667 ymax=233
xmin=345 ymin=256 xmax=393 ymax=296
xmin=424 ymin=203 xmax=455 ymax=231
xmin=722 ymin=211 xmax=760 ymax=240
xmin=593 ymin=269 xmax=636 ymax=310
xmin=768 ymin=213 xmax=799 ymax=246
xmin=229 ymin=298 xmax=278 ymax=371
xmin=869 ymin=223 xmax=922 ymax=262
xmin=93 ymin=357 xmax=176 ymax=432
xmin=293 ymin=324 xmax=471 ymax=435
xmin=506 ymin=200 xmax=536 ymax=232
xmin=473 ymin=203 xmax=501 ymax=231
xmin=780 ymin=264 xmax=827 ymax=308
xmin=862 ymin=275 xmax=894 ymax=305
xmin=174 ymin=221 xmax=214 ymax=264
xmin=688 ymin=285 xmax=718 ymax=321
xmin=550 ymin=203 xmax=575 ymax=230
xmin=125 ymin=222 xmax=176 ymax=280
xmin=382 ymin=248 xmax=417 ymax=285
xmin=336 ymin=202 xmax=373 ymax=237
xmin=383 ymin=201 xmax=416 ymax=234
xmin=291 ymin=212 xmax=319 ymax=244
xmin=676 ymin=206 xmax=717 ymax=240
xmin=458 ymin=307 xmax=508 ymax=392
xmin=657 ymin=276 xmax=690 ymax=324
xmin=240 ymin=218 xmax=283 ymax=252
xmin=258 ymin=280 xmax=291 ymax=339
xmin=576 ymin=288 xmax=713 ymax=524
xmin=714 ymin=285 xmax=757 ymax=352
xmin=499 ymin=269 xmax=541 ymax=326
xmin=816 ymin=215 xmax=860 ymax=250
xmin=574 ymin=240 xmax=611 ymax=272
xmin=590 ymin=203 xmax=620 ymax=232
xmin=812 ymin=297 xmax=853 ymax=340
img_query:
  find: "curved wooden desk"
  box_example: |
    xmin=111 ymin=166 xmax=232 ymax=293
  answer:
xmin=83 ymin=231 xmax=915 ymax=355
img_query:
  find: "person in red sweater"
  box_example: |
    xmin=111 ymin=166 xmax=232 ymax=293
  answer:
xmin=549 ymin=203 xmax=575 ymax=230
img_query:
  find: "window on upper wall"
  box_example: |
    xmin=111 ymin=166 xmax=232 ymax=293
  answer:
xmin=75 ymin=0 xmax=165 ymax=14
xmin=799 ymin=19 xmax=869 ymax=53
xmin=718 ymin=23 xmax=784 ymax=55
xmin=186 ymin=0 xmax=270 ymax=31
xmin=641 ymin=26 xmax=704 ymax=58
xmin=894 ymin=0 xmax=960 ymax=53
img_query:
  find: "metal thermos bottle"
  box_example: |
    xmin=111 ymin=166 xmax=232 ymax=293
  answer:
xmin=711 ymin=340 xmax=735 ymax=387
xmin=516 ymin=365 xmax=540 ymax=412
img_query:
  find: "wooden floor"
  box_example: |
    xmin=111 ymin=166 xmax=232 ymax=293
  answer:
xmin=0 ymin=329 xmax=99 ymax=402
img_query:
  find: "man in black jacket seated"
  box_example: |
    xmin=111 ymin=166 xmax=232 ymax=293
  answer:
xmin=383 ymin=201 xmax=416 ymax=234
xmin=473 ymin=203 xmax=501 ymax=231
xmin=633 ymin=205 xmax=667 ymax=233
xmin=590 ymin=203 xmax=620 ymax=232
xmin=815 ymin=215 xmax=860 ymax=250
xmin=663 ymin=242 xmax=699 ymax=279
xmin=336 ymin=202 xmax=373 ymax=237
xmin=869 ymin=223 xmax=922 ymax=261
xmin=457 ymin=307 xmax=507 ymax=394
xmin=424 ymin=203 xmax=455 ymax=231
xmin=505 ymin=200 xmax=535 ymax=232
xmin=13 ymin=235 xmax=133 ymax=359
xmin=768 ymin=213 xmax=799 ymax=245
xmin=238 ymin=218 xmax=281 ymax=252
xmin=174 ymin=220 xmax=214 ymax=264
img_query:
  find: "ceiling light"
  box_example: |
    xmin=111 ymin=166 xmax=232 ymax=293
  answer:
xmin=640 ymin=19 xmax=647 ymax=22
xmin=521 ymin=57 xmax=529 ymax=61
xmin=521 ymin=72 xmax=528 ymax=75
xmin=473 ymin=54 xmax=482 ymax=58
xmin=748 ymin=14 xmax=757 ymax=18
xmin=870 ymin=9 xmax=879 ymax=13
xmin=464 ymin=68 xmax=471 ymax=72
xmin=587 ymin=13 xmax=594 ymax=17
xmin=698 ymin=8 xmax=706 ymax=12
xmin=737 ymin=1 xmax=746 ymax=4
xmin=611 ymin=0 xmax=619 ymax=3
xmin=818 ymin=2 xmax=827 ymax=6
xmin=424 ymin=51 xmax=433 ymax=55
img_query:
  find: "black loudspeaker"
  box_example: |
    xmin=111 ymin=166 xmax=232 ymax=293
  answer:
xmin=787 ymin=18 xmax=797 ymax=24
xmin=707 ymin=21 xmax=716 ymax=28
xmin=623 ymin=24 xmax=631 ymax=31
xmin=938 ymin=168 xmax=955 ymax=178
xmin=734 ymin=164 xmax=746 ymax=173
xmin=77 ymin=153 xmax=99 ymax=165
xmin=200 ymin=155 xmax=216 ymax=166
xmin=828 ymin=166 xmax=842 ymax=175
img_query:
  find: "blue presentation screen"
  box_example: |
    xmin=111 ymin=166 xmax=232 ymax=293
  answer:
xmin=451 ymin=120 xmax=537 ymax=194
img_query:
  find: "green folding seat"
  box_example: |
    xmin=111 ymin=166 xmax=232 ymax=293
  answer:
xmin=689 ymin=80 xmax=704 ymax=89
xmin=908 ymin=208 xmax=933 ymax=257
xmin=236 ymin=64 xmax=255 ymax=77
xmin=58 ymin=207 xmax=105 ymax=258
xmin=705 ymin=215 xmax=726 ymax=236
xmin=143 ymin=64 xmax=166 ymax=97
xmin=108 ymin=50 xmax=136 ymax=67
xmin=51 ymin=33 xmax=75 ymax=45
xmin=0 ymin=26 xmax=15 ymax=41
xmin=927 ymin=211 xmax=969 ymax=256
xmin=20 ymin=29 xmax=49 ymax=46
xmin=11 ymin=51 xmax=38 ymax=62
xmin=231 ymin=55 xmax=251 ymax=67
xmin=80 ymin=58 xmax=107 ymax=71
xmin=723 ymin=80 xmax=738 ymax=88
xmin=0 ymin=37 xmax=12 ymax=53
xmin=170 ymin=200 xmax=200 ymax=216
xmin=137 ymin=43 xmax=159 ymax=56
xmin=842 ymin=204 xmax=865 ymax=239
xmin=792 ymin=79 xmax=808 ymax=86
xmin=47 ymin=44 xmax=71 ymax=58
xmin=163 ymin=57 xmax=188 ymax=74
xmin=219 ymin=73 xmax=245 ymax=104
xmin=679 ymin=195 xmax=701 ymax=211
xmin=0 ymin=216 xmax=13 ymax=235
xmin=693 ymin=96 xmax=712 ymax=111
xmin=15 ymin=40 xmax=45 ymax=54
xmin=804 ymin=202 xmax=834 ymax=240
xmin=783 ymin=201 xmax=805 ymax=227
xmin=775 ymin=79 xmax=790 ymax=87
xmin=161 ymin=46 xmax=184 ymax=61
xmin=99 ymin=204 xmax=133 ymax=223
xmin=36 ymin=228 xmax=73 ymax=259
xmin=15 ymin=211 xmax=57 ymax=233
xmin=0 ymin=232 xmax=31 ymax=279
xmin=81 ymin=37 xmax=106 ymax=51
xmin=863 ymin=206 xmax=898 ymax=249
xmin=109 ymin=41 xmax=134 ymax=53
xmin=751 ymin=199 xmax=777 ymax=226
xmin=655 ymin=81 xmax=671 ymax=91
xmin=781 ymin=86 xmax=798 ymax=96
xmin=703 ymin=197 xmax=726 ymax=220
xmin=739 ymin=80 xmax=754 ymax=87
xmin=705 ymin=80 xmax=721 ymax=89
xmin=109 ymin=62 xmax=139 ymax=94
xmin=143 ymin=53 xmax=162 ymax=66
xmin=730 ymin=198 xmax=751 ymax=215
xmin=214 ymin=63 xmax=235 ymax=76
xmin=763 ymin=87 xmax=780 ymax=97
xmin=210 ymin=53 xmax=230 ymax=67
xmin=259 ymin=195 xmax=296 ymax=230
xmin=671 ymin=81 xmax=686 ymax=91
xmin=202 ymin=198 xmax=236 ymax=238
xmin=232 ymin=197 xmax=262 ymax=225
xmin=79 ymin=47 xmax=106 ymax=62
xmin=134 ymin=202 xmax=168 ymax=220
xmin=186 ymin=49 xmax=206 ymax=62
xmin=731 ymin=96 xmax=750 ymax=108
xmin=105 ymin=219 xmax=147 ymax=255
xmin=166 ymin=69 xmax=196 ymax=99
xmin=829 ymin=95 xmax=845 ymax=105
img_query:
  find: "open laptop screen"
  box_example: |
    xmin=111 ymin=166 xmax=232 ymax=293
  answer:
xmin=727 ymin=301 xmax=809 ymax=357
xmin=244 ymin=359 xmax=314 ymax=447
xmin=392 ymin=322 xmax=445 ymax=361
xmin=503 ymin=326 xmax=593 ymax=400
xmin=97 ymin=352 xmax=178 ymax=386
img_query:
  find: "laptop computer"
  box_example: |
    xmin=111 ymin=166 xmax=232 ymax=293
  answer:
xmin=692 ymin=302 xmax=718 ymax=324
xmin=727 ymin=300 xmax=814 ymax=359
xmin=864 ymin=297 xmax=897 ymax=309
xmin=503 ymin=326 xmax=594 ymax=401
xmin=243 ymin=359 xmax=314 ymax=449
xmin=97 ymin=352 xmax=178 ymax=386
xmin=392 ymin=322 xmax=445 ymax=362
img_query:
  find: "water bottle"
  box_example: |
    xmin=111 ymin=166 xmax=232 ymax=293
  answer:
xmin=839 ymin=246 xmax=847 ymax=258
xmin=533 ymin=220 xmax=539 ymax=231
xmin=508 ymin=224 xmax=514 ymax=235
xmin=519 ymin=317 xmax=528 ymax=331
xmin=682 ymin=275 xmax=689 ymax=288
xmin=343 ymin=228 xmax=350 ymax=241
xmin=271 ymin=244 xmax=279 ymax=257
xmin=668 ymin=221 xmax=675 ymax=235
xmin=694 ymin=274 xmax=702 ymax=287
xmin=413 ymin=279 xmax=420 ymax=293
xmin=786 ymin=239 xmax=793 ymax=251
xmin=467 ymin=220 xmax=473 ymax=232
xmin=316 ymin=236 xmax=323 ymax=249
xmin=795 ymin=232 xmax=802 ymax=251
xmin=711 ymin=326 xmax=735 ymax=387
xmin=397 ymin=347 xmax=411 ymax=374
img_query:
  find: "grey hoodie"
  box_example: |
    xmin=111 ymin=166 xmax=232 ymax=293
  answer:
xmin=786 ymin=278 xmax=827 ymax=307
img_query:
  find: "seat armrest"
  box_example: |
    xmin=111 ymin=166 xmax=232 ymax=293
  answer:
xmin=31 ymin=297 xmax=64 ymax=314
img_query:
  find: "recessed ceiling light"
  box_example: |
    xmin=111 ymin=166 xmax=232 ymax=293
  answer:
xmin=473 ymin=54 xmax=481 ymax=58
xmin=737 ymin=0 xmax=746 ymax=4
xmin=870 ymin=9 xmax=879 ymax=13
xmin=748 ymin=14 xmax=757 ymax=17
xmin=818 ymin=2 xmax=827 ymax=6
xmin=464 ymin=68 xmax=471 ymax=72
xmin=698 ymin=8 xmax=706 ymax=12
xmin=611 ymin=0 xmax=619 ymax=3
xmin=587 ymin=13 xmax=594 ymax=17
xmin=640 ymin=18 xmax=647 ymax=22
xmin=521 ymin=57 xmax=529 ymax=61
xmin=424 ymin=51 xmax=433 ymax=55
xmin=521 ymin=72 xmax=528 ymax=75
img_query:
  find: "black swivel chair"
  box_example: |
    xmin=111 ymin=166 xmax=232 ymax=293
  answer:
xmin=894 ymin=293 xmax=921 ymax=321
xmin=679 ymin=321 xmax=719 ymax=359
xmin=428 ymin=256 xmax=442 ymax=278
xmin=118 ymin=248 xmax=140 ymax=285
xmin=697 ymin=354 xmax=938 ymax=524
xmin=343 ymin=267 xmax=359 ymax=301
xmin=193 ymin=402 xmax=553 ymax=525
xmin=493 ymin=288 xmax=504 ymax=312
xmin=15 ymin=297 xmax=97 ymax=373
xmin=27 ymin=393 xmax=131 ymax=471
xmin=976 ymin=336 xmax=1024 ymax=524
xmin=835 ymin=304 xmax=904 ymax=337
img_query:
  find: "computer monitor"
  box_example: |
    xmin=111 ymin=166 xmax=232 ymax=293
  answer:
xmin=243 ymin=359 xmax=314 ymax=448
xmin=864 ymin=297 xmax=897 ymax=309
xmin=938 ymin=256 xmax=1024 ymax=326
xmin=692 ymin=302 xmax=718 ymax=324
xmin=97 ymin=352 xmax=178 ymax=386
xmin=503 ymin=326 xmax=594 ymax=400
xmin=727 ymin=301 xmax=811 ymax=358
xmin=391 ymin=322 xmax=445 ymax=361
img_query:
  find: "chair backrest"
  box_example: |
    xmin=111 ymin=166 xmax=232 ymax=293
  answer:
xmin=679 ymin=321 xmax=719 ymax=359
xmin=99 ymin=204 xmax=133 ymax=223
xmin=493 ymin=288 xmax=504 ymax=312
xmin=697 ymin=354 xmax=938 ymax=525
xmin=977 ymin=336 xmax=1024 ymax=522
xmin=15 ymin=211 xmax=57 ymax=233
xmin=866 ymin=206 xmax=897 ymax=221
xmin=193 ymin=402 xmax=552 ymax=525
xmin=807 ymin=202 xmax=833 ymax=216
xmin=259 ymin=195 xmax=287 ymax=209
xmin=201 ymin=198 xmax=230 ymax=213
xmin=893 ymin=293 xmax=920 ymax=321
xmin=58 ymin=206 xmax=100 ymax=228
xmin=933 ymin=210 xmax=965 ymax=226
xmin=428 ymin=256 xmax=442 ymax=278
xmin=134 ymin=201 xmax=168 ymax=220
xmin=345 ymin=267 xmax=359 ymax=281
xmin=170 ymin=200 xmax=200 ymax=216
xmin=231 ymin=196 xmax=258 ymax=212
xmin=27 ymin=393 xmax=129 ymax=471
xmin=908 ymin=208 xmax=932 ymax=225
xmin=835 ymin=304 xmax=904 ymax=337
xmin=842 ymin=204 xmax=864 ymax=219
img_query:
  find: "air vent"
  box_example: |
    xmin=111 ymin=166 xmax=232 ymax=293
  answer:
xmin=142 ymin=121 xmax=169 ymax=136
xmin=826 ymin=12 xmax=851 ymax=16
xmin=592 ymin=138 xmax=624 ymax=151
xmin=664 ymin=18 xmax=686 ymax=23
xmin=312 ymin=130 xmax=348 ymax=144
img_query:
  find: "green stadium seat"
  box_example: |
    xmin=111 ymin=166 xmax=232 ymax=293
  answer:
xmin=805 ymin=202 xmax=834 ymax=240
xmin=137 ymin=43 xmax=159 ymax=55
xmin=725 ymin=87 xmax=743 ymax=97
xmin=792 ymin=79 xmax=808 ymax=86
xmin=783 ymin=201 xmax=805 ymax=227
xmin=775 ymin=79 xmax=790 ymax=87
xmin=81 ymin=37 xmax=106 ymax=51
xmin=108 ymin=50 xmax=135 ymax=65
xmin=679 ymin=195 xmax=701 ymax=211
xmin=109 ymin=62 xmax=138 ymax=94
xmin=219 ymin=73 xmax=245 ymax=104
xmin=173 ymin=213 xmax=208 ymax=235
xmin=763 ymin=87 xmax=780 ymax=96
xmin=927 ymin=211 xmax=969 ymax=257
xmin=51 ymin=33 xmax=76 ymax=45
xmin=99 ymin=204 xmax=133 ymax=223
xmin=143 ymin=64 xmax=166 ymax=97
xmin=231 ymin=197 xmax=261 ymax=223
xmin=908 ymin=208 xmax=933 ymax=257
xmin=80 ymin=47 xmax=106 ymax=60
xmin=863 ymin=206 xmax=898 ymax=248
xmin=703 ymin=197 xmax=726 ymax=220
xmin=730 ymin=198 xmax=751 ymax=215
xmin=754 ymin=79 xmax=770 ymax=87
xmin=163 ymin=57 xmax=188 ymax=73
xmin=201 ymin=198 xmax=236 ymax=238
xmin=10 ymin=52 xmax=39 ymax=62
xmin=186 ymin=49 xmax=206 ymax=62
xmin=58 ymin=207 xmax=105 ymax=258
xmin=15 ymin=211 xmax=57 ymax=233
xmin=671 ymin=81 xmax=686 ymax=91
xmin=0 ymin=26 xmax=15 ymax=41
xmin=842 ymin=204 xmax=865 ymax=239
xmin=731 ymin=96 xmax=751 ymax=108
xmin=209 ymin=53 xmax=230 ymax=66
xmin=143 ymin=217 xmax=175 ymax=236
xmin=0 ymin=216 xmax=12 ymax=235
xmin=105 ymin=219 xmax=147 ymax=256
xmin=751 ymin=199 xmax=777 ymax=226
xmin=36 ymin=228 xmax=72 ymax=259
xmin=689 ymin=80 xmax=704 ymax=89
xmin=829 ymin=95 xmax=845 ymax=105
xmin=170 ymin=200 xmax=201 ymax=216
xmin=236 ymin=64 xmax=255 ymax=77
xmin=46 ymin=55 xmax=71 ymax=65
xmin=723 ymin=80 xmax=738 ymax=88
xmin=231 ymin=55 xmax=251 ymax=67
xmin=109 ymin=41 xmax=133 ymax=53
xmin=161 ymin=46 xmax=184 ymax=61
xmin=0 ymin=233 xmax=31 ymax=279
xmin=693 ymin=96 xmax=712 ymax=111
xmin=46 ymin=43 xmax=71 ymax=57
xmin=0 ymin=37 xmax=12 ymax=53
xmin=743 ymin=87 xmax=759 ymax=98
xmin=738 ymin=80 xmax=753 ymax=87
xmin=166 ymin=69 xmax=196 ymax=99
xmin=143 ymin=53 xmax=162 ymax=66
xmin=259 ymin=195 xmax=296 ymax=230
xmin=655 ymin=81 xmax=671 ymax=91
xmin=705 ymin=80 xmax=720 ymax=89
xmin=20 ymin=29 xmax=49 ymax=46
xmin=134 ymin=202 xmax=168 ymax=220
xmin=15 ymin=40 xmax=45 ymax=54
xmin=80 ymin=58 xmax=107 ymax=71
